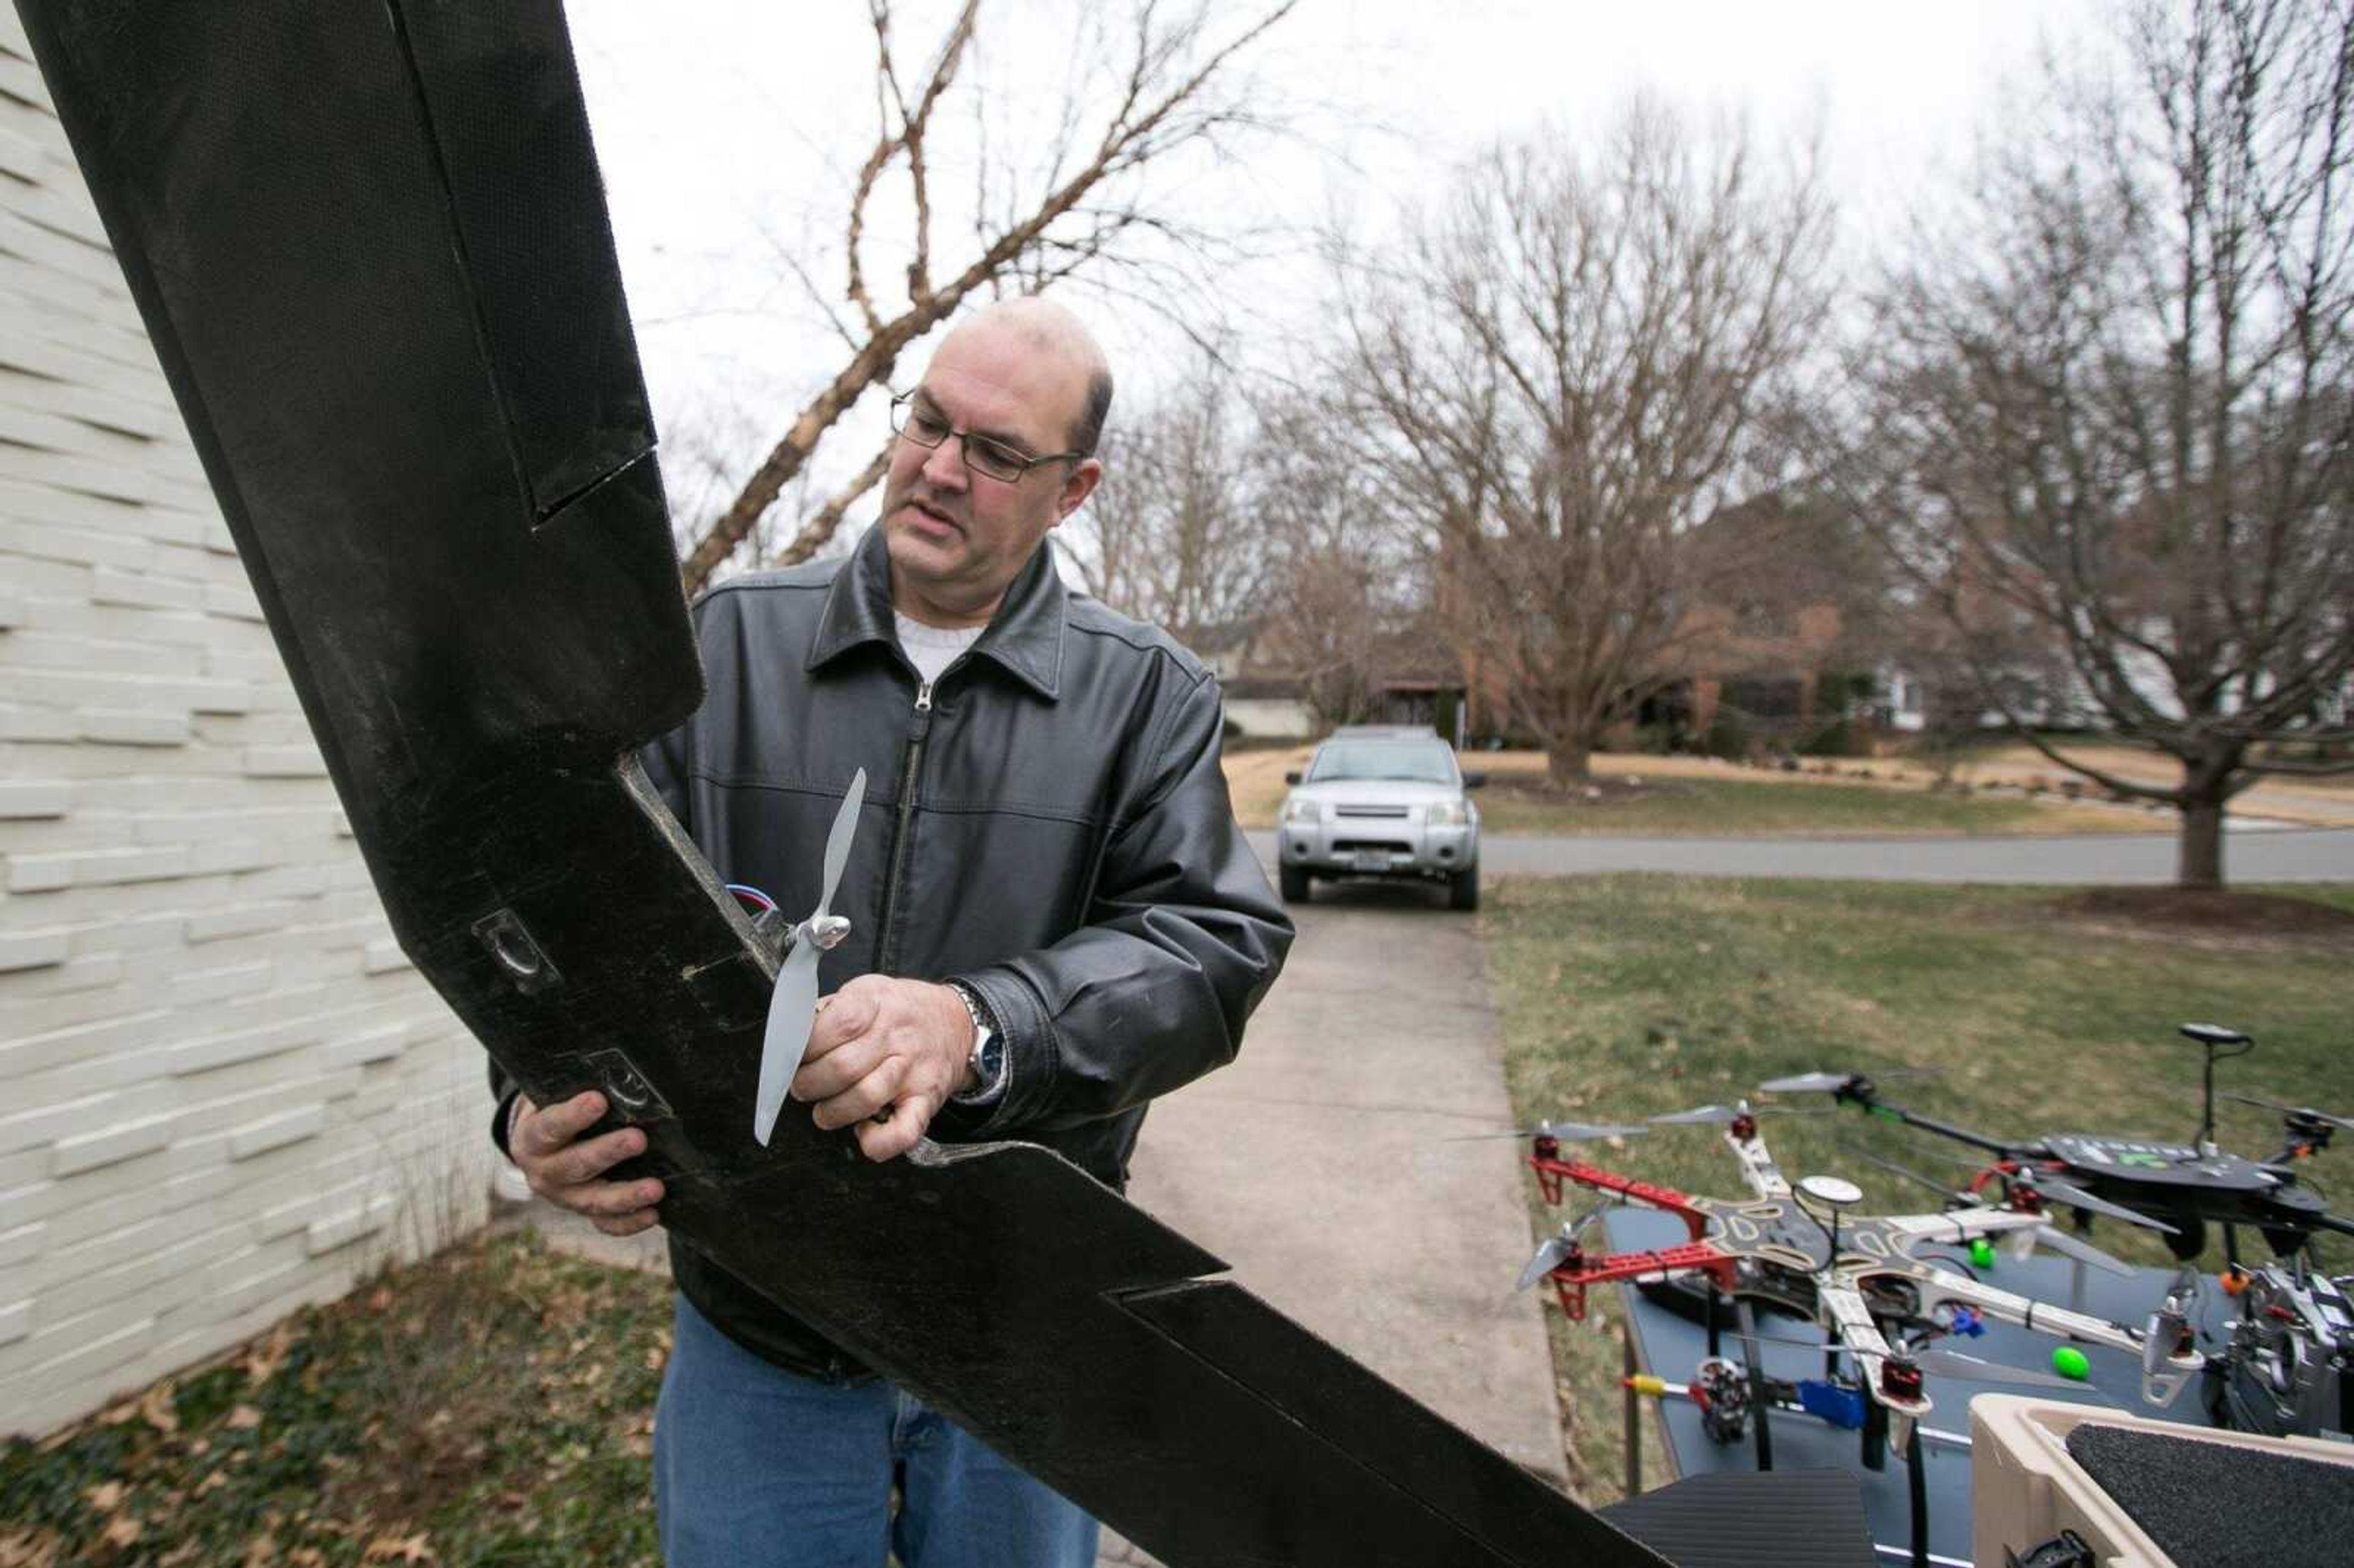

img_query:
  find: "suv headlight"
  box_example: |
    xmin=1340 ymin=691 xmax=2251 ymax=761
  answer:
xmin=1281 ymin=796 xmax=1322 ymax=824
xmin=1426 ymin=799 xmax=1468 ymax=827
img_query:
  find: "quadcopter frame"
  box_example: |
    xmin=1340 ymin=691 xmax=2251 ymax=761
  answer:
xmin=1526 ymin=1115 xmax=2199 ymax=1454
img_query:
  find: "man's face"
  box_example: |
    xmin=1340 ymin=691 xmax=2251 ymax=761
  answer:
xmin=880 ymin=321 xmax=1100 ymax=623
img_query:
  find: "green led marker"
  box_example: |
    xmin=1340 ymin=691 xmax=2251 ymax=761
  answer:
xmin=1969 ymin=1237 xmax=1997 ymax=1269
xmin=2051 ymin=1346 xmax=2090 ymax=1382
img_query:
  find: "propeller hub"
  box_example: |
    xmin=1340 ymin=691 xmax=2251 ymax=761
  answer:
xmin=806 ymin=913 xmax=852 ymax=951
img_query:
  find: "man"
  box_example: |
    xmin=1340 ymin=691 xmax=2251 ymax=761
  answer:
xmin=492 ymin=297 xmax=1292 ymax=1566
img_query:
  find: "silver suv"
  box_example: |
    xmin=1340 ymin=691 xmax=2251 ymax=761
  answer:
xmin=1275 ymin=727 xmax=1486 ymax=909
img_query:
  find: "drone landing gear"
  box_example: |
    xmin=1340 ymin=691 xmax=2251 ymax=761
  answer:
xmin=1905 ymin=1429 xmax=1930 ymax=1568
xmin=1860 ymin=1387 xmax=1888 ymax=1474
xmin=1733 ymin=1293 xmax=1773 ymax=1474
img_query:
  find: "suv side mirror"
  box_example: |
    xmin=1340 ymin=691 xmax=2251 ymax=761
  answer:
xmin=1461 ymin=772 xmax=1488 ymax=789
xmin=1284 ymin=771 xmax=1302 ymax=785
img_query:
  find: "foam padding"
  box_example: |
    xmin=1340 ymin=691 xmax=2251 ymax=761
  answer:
xmin=2067 ymin=1423 xmax=2354 ymax=1567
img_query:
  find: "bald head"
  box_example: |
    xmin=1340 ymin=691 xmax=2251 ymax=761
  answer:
xmin=945 ymin=297 xmax=1115 ymax=457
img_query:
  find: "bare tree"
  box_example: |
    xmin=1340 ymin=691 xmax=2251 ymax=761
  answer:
xmin=1327 ymin=104 xmax=1834 ymax=783
xmin=1846 ymin=0 xmax=2354 ymax=887
xmin=676 ymin=0 xmax=1298 ymax=592
xmin=1062 ymin=360 xmax=1270 ymax=634
xmin=1243 ymin=389 xmax=1417 ymax=729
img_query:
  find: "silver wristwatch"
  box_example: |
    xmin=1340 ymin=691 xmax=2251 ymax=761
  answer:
xmin=945 ymin=980 xmax=1004 ymax=1101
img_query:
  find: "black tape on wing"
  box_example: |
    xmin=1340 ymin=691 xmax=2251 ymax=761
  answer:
xmin=16 ymin=5 xmax=1664 ymax=1564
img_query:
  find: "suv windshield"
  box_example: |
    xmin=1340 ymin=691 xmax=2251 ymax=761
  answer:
xmin=1306 ymin=741 xmax=1458 ymax=785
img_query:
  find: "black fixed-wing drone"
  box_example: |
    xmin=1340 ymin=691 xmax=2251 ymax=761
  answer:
xmin=1762 ymin=1023 xmax=2353 ymax=1262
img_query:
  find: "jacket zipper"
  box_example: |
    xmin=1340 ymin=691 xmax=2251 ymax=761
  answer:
xmin=872 ymin=676 xmax=935 ymax=976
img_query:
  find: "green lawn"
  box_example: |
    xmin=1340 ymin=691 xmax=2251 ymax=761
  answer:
xmin=1484 ymin=875 xmax=2354 ymax=1501
xmin=1471 ymin=774 xmax=2144 ymax=837
xmin=1 ymin=1231 xmax=669 ymax=1567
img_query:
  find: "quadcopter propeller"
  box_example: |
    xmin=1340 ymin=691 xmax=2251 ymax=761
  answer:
xmin=1452 ymin=1119 xmax=1648 ymax=1143
xmin=1718 ymin=1330 xmax=2103 ymax=1393
xmin=2019 ymin=1171 xmax=2180 ymax=1236
xmin=1827 ymin=1144 xmax=2139 ymax=1274
xmin=1838 ymin=1143 xmax=1972 ymax=1202
xmin=1759 ymin=1068 xmax=1941 ymax=1095
xmin=1906 ymin=1347 xmax=2092 ymax=1392
xmin=2026 ymin=1224 xmax=2136 ymax=1279
xmin=1651 ymin=1102 xmax=1830 ymax=1125
xmin=753 ymin=767 xmax=869 ymax=1147
xmin=2223 ymin=1092 xmax=2353 ymax=1130
xmin=1515 ymin=1208 xmax=1606 ymax=1291
xmin=1758 ymin=1071 xmax=1859 ymax=1095
xmin=1906 ymin=1146 xmax=2179 ymax=1236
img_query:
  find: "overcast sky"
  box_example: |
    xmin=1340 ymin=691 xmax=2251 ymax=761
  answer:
xmin=564 ymin=0 xmax=2109 ymax=539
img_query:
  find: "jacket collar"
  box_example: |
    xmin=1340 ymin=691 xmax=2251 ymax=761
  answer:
xmin=806 ymin=524 xmax=1065 ymax=701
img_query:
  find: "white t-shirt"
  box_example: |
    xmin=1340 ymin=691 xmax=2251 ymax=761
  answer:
xmin=894 ymin=612 xmax=986 ymax=685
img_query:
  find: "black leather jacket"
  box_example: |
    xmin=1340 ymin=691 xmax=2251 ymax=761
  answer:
xmin=508 ymin=526 xmax=1292 ymax=1379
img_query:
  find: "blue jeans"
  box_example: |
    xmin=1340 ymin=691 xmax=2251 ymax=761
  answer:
xmin=654 ymin=1293 xmax=1100 ymax=1567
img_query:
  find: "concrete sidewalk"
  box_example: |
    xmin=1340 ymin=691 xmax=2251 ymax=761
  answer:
xmin=1122 ymin=885 xmax=1566 ymax=1477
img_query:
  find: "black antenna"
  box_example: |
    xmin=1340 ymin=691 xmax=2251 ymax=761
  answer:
xmin=2178 ymin=1022 xmax=2253 ymax=1150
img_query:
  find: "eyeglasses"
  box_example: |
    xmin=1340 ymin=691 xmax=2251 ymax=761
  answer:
xmin=889 ymin=392 xmax=1085 ymax=484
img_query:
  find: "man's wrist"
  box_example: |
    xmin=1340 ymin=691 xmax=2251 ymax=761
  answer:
xmin=943 ymin=980 xmax=1004 ymax=1103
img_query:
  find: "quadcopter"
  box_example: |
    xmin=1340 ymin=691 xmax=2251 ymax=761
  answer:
xmin=1762 ymin=1022 xmax=2353 ymax=1263
xmin=1510 ymin=1105 xmax=2201 ymax=1467
xmin=1775 ymin=1082 xmax=2354 ymax=1448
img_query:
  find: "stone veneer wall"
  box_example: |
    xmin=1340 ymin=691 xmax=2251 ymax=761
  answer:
xmin=0 ymin=10 xmax=492 ymax=1438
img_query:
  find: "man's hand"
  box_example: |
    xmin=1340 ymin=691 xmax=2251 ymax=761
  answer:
xmin=793 ymin=975 xmax=977 ymax=1162
xmin=510 ymin=1090 xmax=665 ymax=1237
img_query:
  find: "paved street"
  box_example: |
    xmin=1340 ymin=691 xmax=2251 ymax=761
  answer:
xmin=1249 ymin=826 xmax=2354 ymax=884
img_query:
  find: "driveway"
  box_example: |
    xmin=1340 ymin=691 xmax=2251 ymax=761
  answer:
xmin=1248 ymin=827 xmax=2354 ymax=884
xmin=1123 ymin=885 xmax=1566 ymax=1483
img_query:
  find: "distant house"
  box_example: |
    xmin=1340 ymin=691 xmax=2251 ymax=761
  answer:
xmin=1179 ymin=617 xmax=1315 ymax=741
xmin=1639 ymin=498 xmax=1920 ymax=750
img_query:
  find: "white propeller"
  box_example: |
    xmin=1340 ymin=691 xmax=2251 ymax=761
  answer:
xmin=753 ymin=769 xmax=867 ymax=1146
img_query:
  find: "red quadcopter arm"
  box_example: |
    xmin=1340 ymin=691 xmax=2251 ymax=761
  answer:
xmin=1531 ymin=1155 xmax=1712 ymax=1241
xmin=1543 ymin=1241 xmax=1741 ymax=1322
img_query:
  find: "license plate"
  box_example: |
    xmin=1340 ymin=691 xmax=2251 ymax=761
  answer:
xmin=1351 ymin=850 xmax=1392 ymax=872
